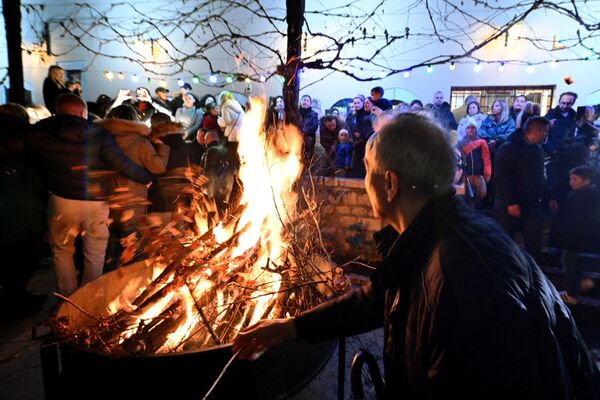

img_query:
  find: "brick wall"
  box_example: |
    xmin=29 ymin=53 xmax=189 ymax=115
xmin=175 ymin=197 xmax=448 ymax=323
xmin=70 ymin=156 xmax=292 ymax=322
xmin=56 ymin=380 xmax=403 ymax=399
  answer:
xmin=310 ymin=176 xmax=384 ymax=263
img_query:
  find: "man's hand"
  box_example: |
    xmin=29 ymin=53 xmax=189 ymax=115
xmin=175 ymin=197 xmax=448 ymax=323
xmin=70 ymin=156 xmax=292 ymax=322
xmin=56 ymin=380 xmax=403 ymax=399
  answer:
xmin=507 ymin=204 xmax=521 ymax=218
xmin=549 ymin=200 xmax=559 ymax=213
xmin=232 ymin=318 xmax=297 ymax=361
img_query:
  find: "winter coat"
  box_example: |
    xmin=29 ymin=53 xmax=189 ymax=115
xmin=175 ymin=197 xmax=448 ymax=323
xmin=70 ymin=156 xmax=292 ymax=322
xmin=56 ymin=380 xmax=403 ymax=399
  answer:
xmin=218 ymin=99 xmax=244 ymax=142
xmin=319 ymin=117 xmax=347 ymax=152
xmin=299 ymin=107 xmax=319 ymax=139
xmin=544 ymin=107 xmax=577 ymax=155
xmin=479 ymin=115 xmax=516 ymax=144
xmin=335 ymin=142 xmax=352 ymax=169
xmin=96 ymin=118 xmax=169 ymax=228
xmin=456 ymin=113 xmax=486 ymax=142
xmin=175 ymin=106 xmax=203 ymax=139
xmin=27 ymin=115 xmax=152 ymax=201
xmin=42 ymin=78 xmax=69 ymax=115
xmin=348 ymin=137 xmax=366 ymax=178
xmin=295 ymin=191 xmax=600 ymax=399
xmin=426 ymin=102 xmax=458 ymax=132
xmin=201 ymin=140 xmax=234 ymax=212
xmin=494 ymin=129 xmax=549 ymax=206
xmin=347 ymin=109 xmax=372 ymax=140
xmin=460 ymin=138 xmax=491 ymax=180
xmin=549 ymin=185 xmax=600 ymax=253
xmin=147 ymin=122 xmax=198 ymax=212
xmin=373 ymin=97 xmax=393 ymax=111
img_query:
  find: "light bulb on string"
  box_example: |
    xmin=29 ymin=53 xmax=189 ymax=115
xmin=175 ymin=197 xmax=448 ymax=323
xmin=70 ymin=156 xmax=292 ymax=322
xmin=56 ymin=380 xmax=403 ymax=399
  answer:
xmin=426 ymin=65 xmax=433 ymax=74
xmin=403 ymin=70 xmax=410 ymax=78
xmin=192 ymin=75 xmax=200 ymax=84
xmin=104 ymin=71 xmax=114 ymax=80
xmin=449 ymin=62 xmax=456 ymax=71
xmin=379 ymin=71 xmax=386 ymax=78
xmin=159 ymin=79 xmax=167 ymax=87
xmin=259 ymin=75 xmax=266 ymax=82
xmin=299 ymin=68 xmax=307 ymax=78
xmin=177 ymin=78 xmax=184 ymax=87
xmin=225 ymin=76 xmax=233 ymax=84
xmin=357 ymin=68 xmax=364 ymax=76
xmin=473 ymin=61 xmax=482 ymax=72
xmin=117 ymin=72 xmax=125 ymax=80
xmin=244 ymin=77 xmax=251 ymax=83
xmin=498 ymin=62 xmax=505 ymax=72
xmin=550 ymin=60 xmax=559 ymax=68
xmin=209 ymin=75 xmax=217 ymax=84
xmin=146 ymin=78 xmax=151 ymax=85
xmin=131 ymin=74 xmax=139 ymax=83
xmin=526 ymin=64 xmax=535 ymax=74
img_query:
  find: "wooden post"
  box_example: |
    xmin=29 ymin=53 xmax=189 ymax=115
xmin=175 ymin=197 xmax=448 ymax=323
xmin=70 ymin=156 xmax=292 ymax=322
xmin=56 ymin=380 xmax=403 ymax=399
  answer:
xmin=283 ymin=0 xmax=305 ymax=127
xmin=3 ymin=0 xmax=25 ymax=105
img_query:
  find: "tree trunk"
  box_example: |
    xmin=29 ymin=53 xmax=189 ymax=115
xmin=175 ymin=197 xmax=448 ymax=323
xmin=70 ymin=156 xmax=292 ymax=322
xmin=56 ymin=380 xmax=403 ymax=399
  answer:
xmin=283 ymin=0 xmax=304 ymax=127
xmin=3 ymin=0 xmax=25 ymax=105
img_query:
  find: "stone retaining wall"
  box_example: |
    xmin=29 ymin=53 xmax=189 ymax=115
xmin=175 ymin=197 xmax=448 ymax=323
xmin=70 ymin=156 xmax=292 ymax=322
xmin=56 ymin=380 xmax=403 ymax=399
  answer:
xmin=310 ymin=176 xmax=384 ymax=263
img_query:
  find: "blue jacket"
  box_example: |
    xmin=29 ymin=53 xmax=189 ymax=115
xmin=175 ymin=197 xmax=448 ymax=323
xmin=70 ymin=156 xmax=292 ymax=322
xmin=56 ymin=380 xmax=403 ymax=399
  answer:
xmin=335 ymin=142 xmax=352 ymax=169
xmin=479 ymin=116 xmax=516 ymax=144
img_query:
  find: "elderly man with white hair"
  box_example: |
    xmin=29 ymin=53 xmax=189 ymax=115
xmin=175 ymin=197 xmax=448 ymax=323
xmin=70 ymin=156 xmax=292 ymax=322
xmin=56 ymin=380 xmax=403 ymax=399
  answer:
xmin=233 ymin=112 xmax=599 ymax=399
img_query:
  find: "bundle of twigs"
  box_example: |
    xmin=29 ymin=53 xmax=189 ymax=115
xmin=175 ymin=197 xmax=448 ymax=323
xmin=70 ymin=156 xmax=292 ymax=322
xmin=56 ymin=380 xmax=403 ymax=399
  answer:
xmin=52 ymin=163 xmax=348 ymax=356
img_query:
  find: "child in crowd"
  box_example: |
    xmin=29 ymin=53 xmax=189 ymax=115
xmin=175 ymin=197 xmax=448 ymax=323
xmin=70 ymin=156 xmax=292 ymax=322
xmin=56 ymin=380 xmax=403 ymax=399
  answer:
xmin=549 ymin=165 xmax=600 ymax=303
xmin=335 ymin=129 xmax=352 ymax=176
xmin=458 ymin=119 xmax=491 ymax=204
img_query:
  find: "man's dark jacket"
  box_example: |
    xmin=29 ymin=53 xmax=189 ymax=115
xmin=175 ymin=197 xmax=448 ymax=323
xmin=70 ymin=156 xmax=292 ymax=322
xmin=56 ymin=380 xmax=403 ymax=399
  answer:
xmin=544 ymin=106 xmax=577 ymax=155
xmin=426 ymin=102 xmax=458 ymax=132
xmin=494 ymin=129 xmax=549 ymax=206
xmin=296 ymin=192 xmax=599 ymax=399
xmin=27 ymin=115 xmax=152 ymax=201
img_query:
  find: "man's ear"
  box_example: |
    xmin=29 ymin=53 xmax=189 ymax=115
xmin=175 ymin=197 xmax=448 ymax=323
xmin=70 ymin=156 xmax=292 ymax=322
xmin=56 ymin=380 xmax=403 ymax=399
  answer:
xmin=384 ymin=170 xmax=400 ymax=203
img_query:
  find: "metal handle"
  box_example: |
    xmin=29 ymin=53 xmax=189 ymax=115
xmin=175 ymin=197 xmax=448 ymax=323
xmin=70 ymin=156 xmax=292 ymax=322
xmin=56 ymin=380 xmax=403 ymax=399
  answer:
xmin=350 ymin=349 xmax=385 ymax=400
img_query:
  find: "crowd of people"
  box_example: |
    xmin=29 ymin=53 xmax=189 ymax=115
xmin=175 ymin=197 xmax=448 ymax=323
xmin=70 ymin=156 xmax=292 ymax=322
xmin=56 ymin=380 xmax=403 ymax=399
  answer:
xmin=1 ymin=64 xmax=600 ymax=316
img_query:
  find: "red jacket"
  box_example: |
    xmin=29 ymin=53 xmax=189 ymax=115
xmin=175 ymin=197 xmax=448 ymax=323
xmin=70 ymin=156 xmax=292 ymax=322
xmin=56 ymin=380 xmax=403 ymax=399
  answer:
xmin=460 ymin=138 xmax=491 ymax=181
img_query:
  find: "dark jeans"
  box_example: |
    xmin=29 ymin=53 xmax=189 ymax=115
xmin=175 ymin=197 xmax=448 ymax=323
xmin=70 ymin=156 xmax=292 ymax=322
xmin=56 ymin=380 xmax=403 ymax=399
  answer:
xmin=495 ymin=201 xmax=544 ymax=261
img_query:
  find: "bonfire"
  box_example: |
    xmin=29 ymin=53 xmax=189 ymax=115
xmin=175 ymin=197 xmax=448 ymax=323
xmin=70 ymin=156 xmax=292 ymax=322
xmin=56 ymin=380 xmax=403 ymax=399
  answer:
xmin=52 ymin=98 xmax=347 ymax=355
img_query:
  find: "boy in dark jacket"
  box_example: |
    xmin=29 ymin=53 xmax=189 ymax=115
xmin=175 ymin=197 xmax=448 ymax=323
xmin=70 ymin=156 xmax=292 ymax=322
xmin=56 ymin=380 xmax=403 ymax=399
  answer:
xmin=550 ymin=165 xmax=600 ymax=302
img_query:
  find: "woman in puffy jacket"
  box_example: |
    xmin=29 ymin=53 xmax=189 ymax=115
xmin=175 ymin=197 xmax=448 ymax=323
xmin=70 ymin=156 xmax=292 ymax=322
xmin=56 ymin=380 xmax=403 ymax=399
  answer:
xmin=217 ymin=91 xmax=244 ymax=168
xmin=479 ymin=99 xmax=516 ymax=152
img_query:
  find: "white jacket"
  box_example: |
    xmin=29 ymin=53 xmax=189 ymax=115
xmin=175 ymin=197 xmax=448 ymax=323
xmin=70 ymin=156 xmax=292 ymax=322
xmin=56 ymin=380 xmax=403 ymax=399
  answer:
xmin=217 ymin=99 xmax=244 ymax=142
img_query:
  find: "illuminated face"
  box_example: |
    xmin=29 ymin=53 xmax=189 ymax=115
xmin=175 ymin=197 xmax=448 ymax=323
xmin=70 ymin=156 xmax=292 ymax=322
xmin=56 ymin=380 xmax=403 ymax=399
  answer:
xmin=275 ymin=97 xmax=284 ymax=110
xmin=338 ymin=131 xmax=349 ymax=142
xmin=183 ymin=93 xmax=195 ymax=107
xmin=371 ymin=90 xmax=381 ymax=101
xmin=332 ymin=108 xmax=339 ymax=117
xmin=301 ymin=96 xmax=311 ymax=109
xmin=348 ymin=102 xmax=356 ymax=114
xmin=433 ymin=92 xmax=444 ymax=106
xmin=585 ymin=106 xmax=596 ymax=122
xmin=353 ymin=97 xmax=364 ymax=111
xmin=364 ymin=98 xmax=373 ymax=112
xmin=492 ymin=101 xmax=502 ymax=115
xmin=529 ymin=125 xmax=549 ymax=144
xmin=136 ymin=88 xmax=150 ymax=99
xmin=466 ymin=125 xmax=477 ymax=140
xmin=364 ymin=142 xmax=388 ymax=220
xmin=513 ymin=96 xmax=526 ymax=111
xmin=468 ymin=102 xmax=479 ymax=116
xmin=559 ymin=94 xmax=576 ymax=113
xmin=325 ymin=120 xmax=337 ymax=132
xmin=570 ymin=174 xmax=591 ymax=191
xmin=156 ymin=91 xmax=167 ymax=101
